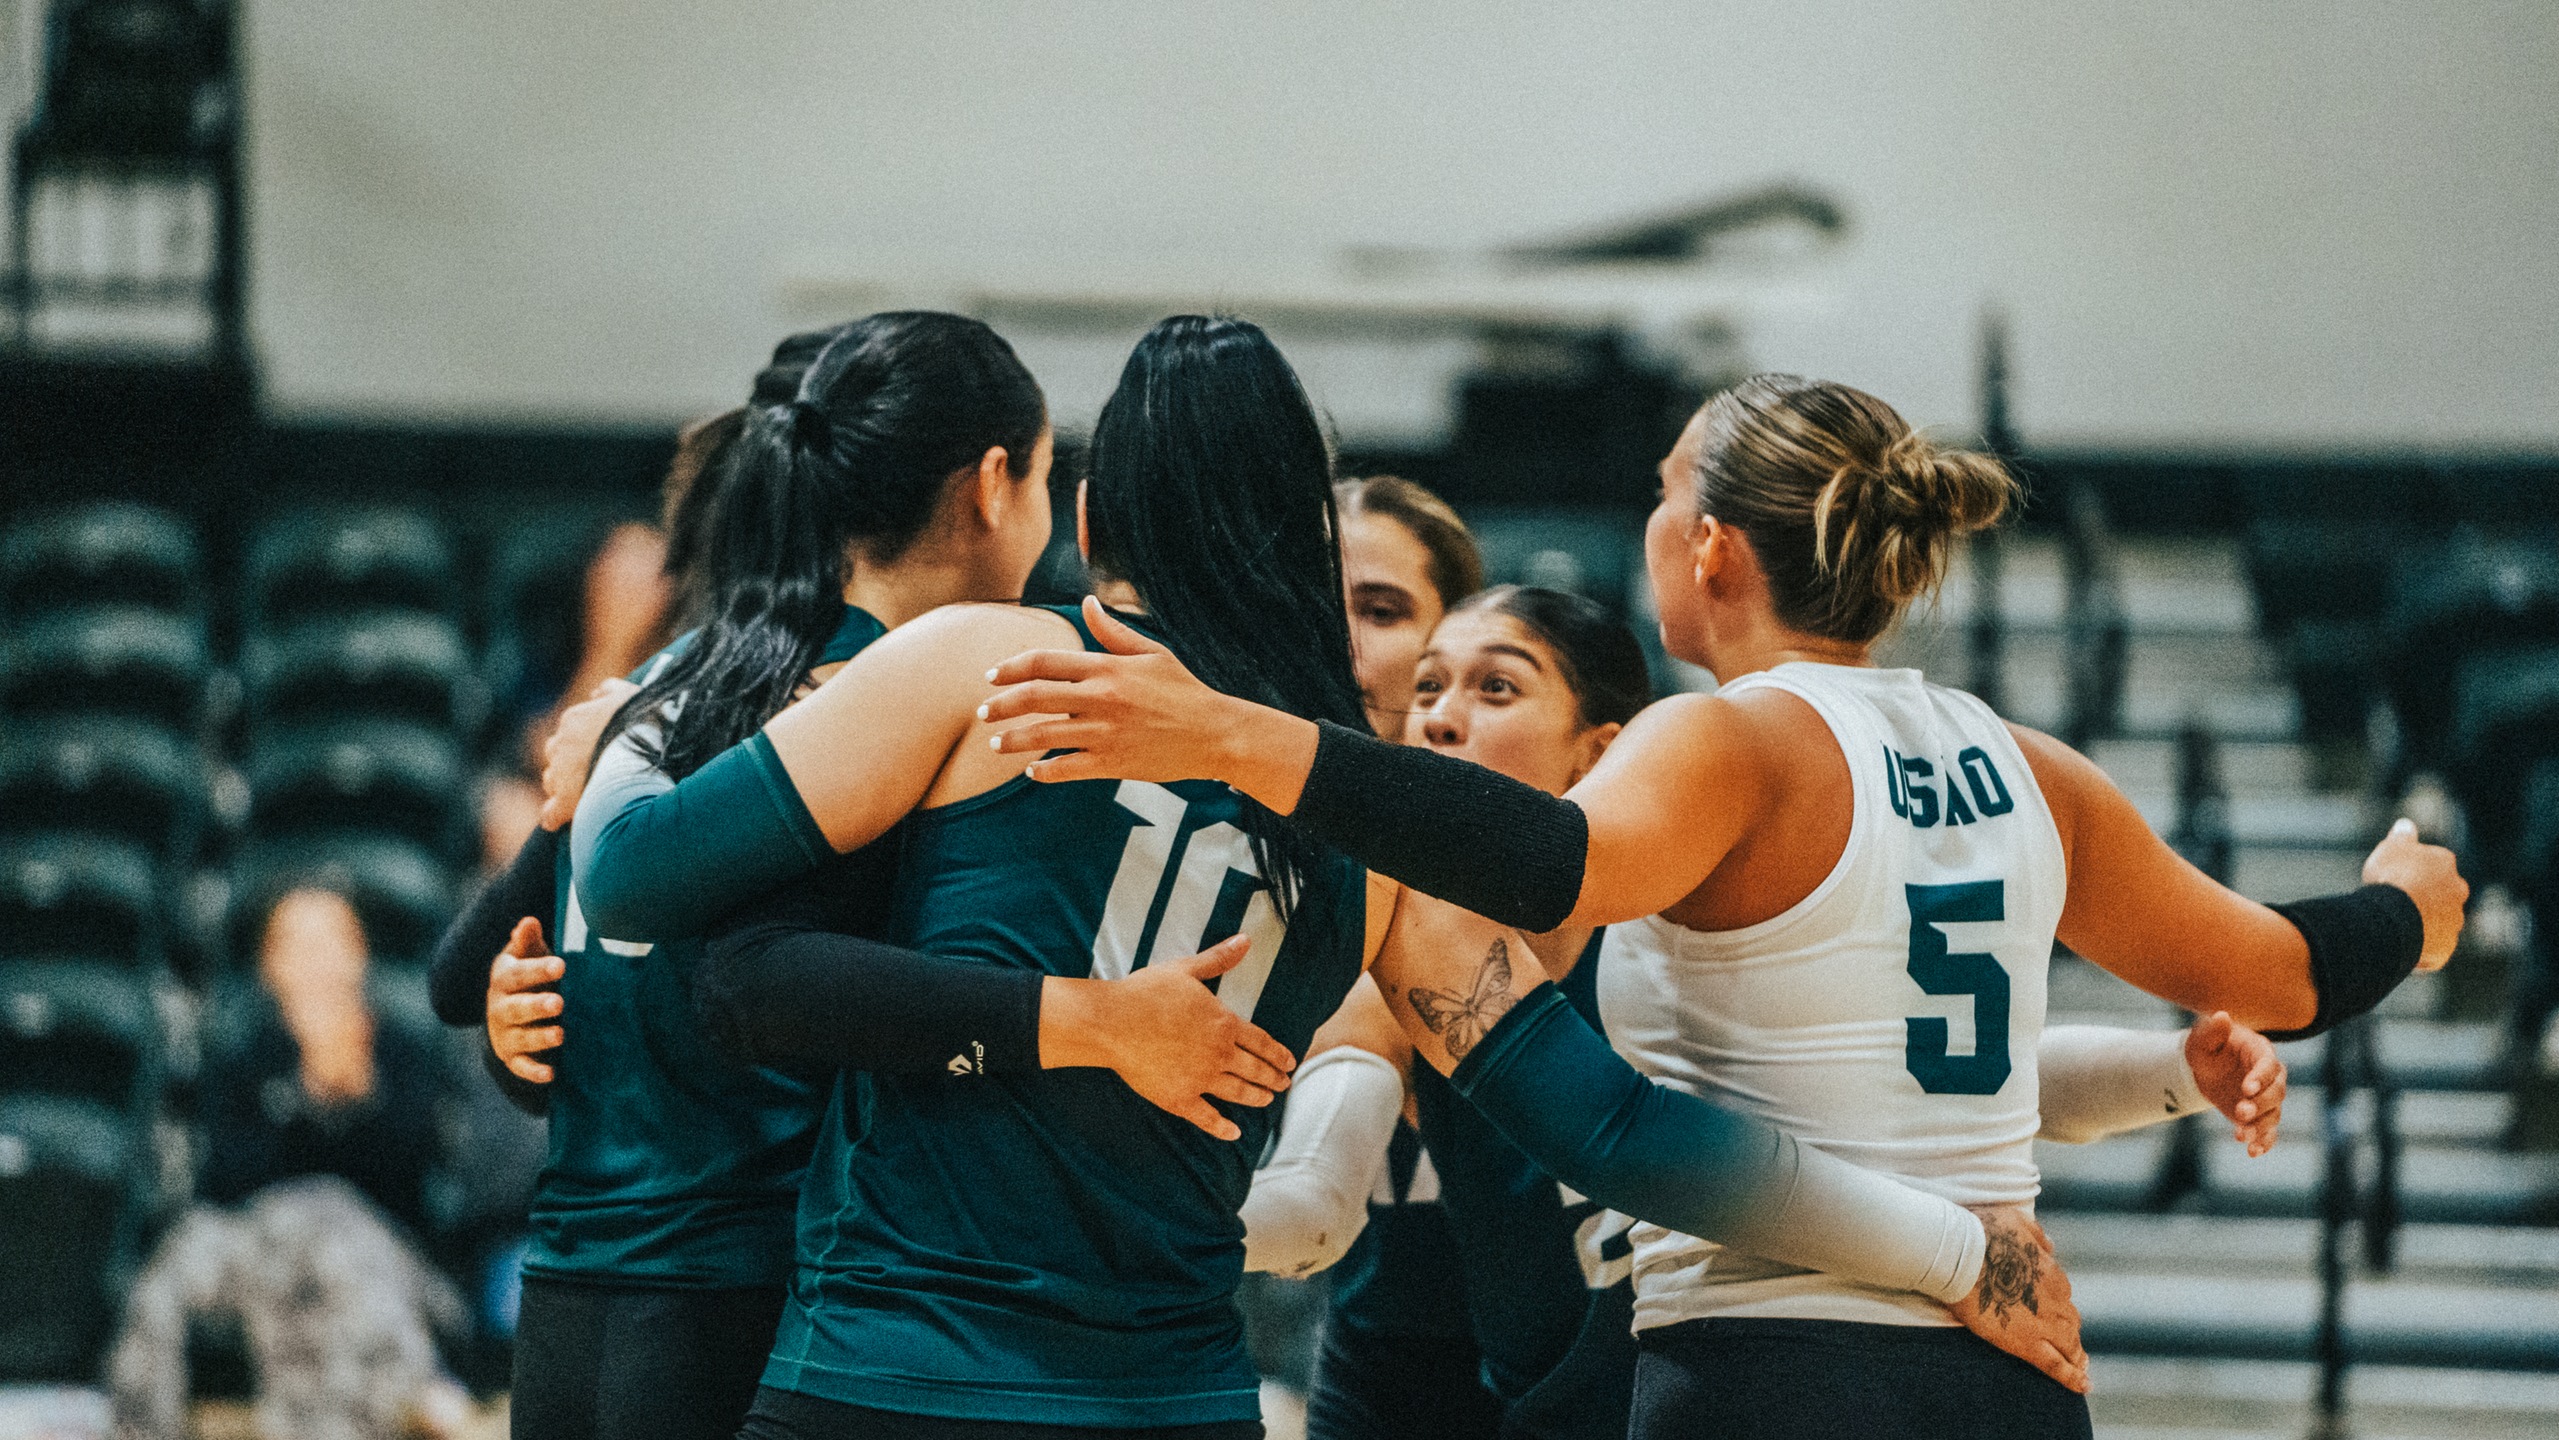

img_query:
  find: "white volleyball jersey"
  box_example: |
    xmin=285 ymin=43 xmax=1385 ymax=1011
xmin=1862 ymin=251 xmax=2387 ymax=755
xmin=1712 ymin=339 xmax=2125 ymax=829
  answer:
xmin=1596 ymin=663 xmax=2065 ymax=1331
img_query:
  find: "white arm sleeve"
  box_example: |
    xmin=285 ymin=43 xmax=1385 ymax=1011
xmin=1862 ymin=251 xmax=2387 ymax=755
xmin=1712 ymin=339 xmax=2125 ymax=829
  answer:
xmin=1239 ymin=1045 xmax=1405 ymax=1278
xmin=2036 ymin=1025 xmax=2209 ymax=1144
xmin=1738 ymin=1139 xmax=1988 ymax=1304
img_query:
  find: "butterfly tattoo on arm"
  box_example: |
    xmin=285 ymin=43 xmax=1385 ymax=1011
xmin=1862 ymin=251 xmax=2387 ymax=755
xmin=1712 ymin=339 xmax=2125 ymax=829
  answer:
xmin=1403 ymin=938 xmax=1520 ymax=1062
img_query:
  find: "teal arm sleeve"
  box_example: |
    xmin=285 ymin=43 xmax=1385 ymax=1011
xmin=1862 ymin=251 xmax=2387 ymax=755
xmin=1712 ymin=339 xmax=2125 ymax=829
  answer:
xmin=1450 ymin=986 xmax=1985 ymax=1304
xmin=571 ymin=730 xmax=831 ymax=942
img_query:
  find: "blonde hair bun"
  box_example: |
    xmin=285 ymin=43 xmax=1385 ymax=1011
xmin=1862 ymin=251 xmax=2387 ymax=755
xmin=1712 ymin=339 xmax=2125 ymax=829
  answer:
xmin=1694 ymin=374 xmax=2020 ymax=642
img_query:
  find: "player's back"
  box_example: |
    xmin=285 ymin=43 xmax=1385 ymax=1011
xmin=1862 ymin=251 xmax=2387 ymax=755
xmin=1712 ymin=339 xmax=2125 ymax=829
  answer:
xmin=1597 ymin=661 xmax=2064 ymax=1330
xmin=764 ymin=607 xmax=1369 ymax=1429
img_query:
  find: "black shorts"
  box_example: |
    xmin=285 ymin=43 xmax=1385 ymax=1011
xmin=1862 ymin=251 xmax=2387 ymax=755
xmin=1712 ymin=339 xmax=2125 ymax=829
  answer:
xmin=1304 ymin=1322 xmax=1502 ymax=1440
xmin=510 ymin=1276 xmax=784 ymax=1440
xmin=738 ymin=1385 xmax=1264 ymax=1440
xmin=1630 ymin=1318 xmax=2092 ymax=1440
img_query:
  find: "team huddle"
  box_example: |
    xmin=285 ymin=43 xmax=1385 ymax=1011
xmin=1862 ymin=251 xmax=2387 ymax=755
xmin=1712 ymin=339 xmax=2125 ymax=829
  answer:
xmin=425 ymin=313 xmax=2468 ymax=1440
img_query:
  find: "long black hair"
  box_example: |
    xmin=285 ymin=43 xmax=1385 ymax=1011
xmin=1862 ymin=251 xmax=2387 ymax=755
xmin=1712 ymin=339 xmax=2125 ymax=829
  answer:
xmin=1085 ymin=315 xmax=1366 ymax=912
xmin=614 ymin=311 xmax=1046 ymax=778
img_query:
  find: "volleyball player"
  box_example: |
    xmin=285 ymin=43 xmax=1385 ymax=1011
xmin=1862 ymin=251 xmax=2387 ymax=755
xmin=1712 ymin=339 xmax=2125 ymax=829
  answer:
xmin=981 ymin=372 xmax=2461 ymax=1438
xmin=1254 ymin=583 xmax=2286 ymax=1440
xmin=578 ymin=320 xmax=2105 ymax=1438
xmin=431 ymin=314 xmax=1289 ymax=1440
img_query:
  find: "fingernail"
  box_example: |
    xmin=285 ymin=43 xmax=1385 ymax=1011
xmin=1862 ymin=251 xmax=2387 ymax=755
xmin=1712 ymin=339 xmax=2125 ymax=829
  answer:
xmin=986 ymin=668 xmax=999 ymax=683
xmin=977 ymin=704 xmax=989 ymax=720
xmin=990 ymin=736 xmax=1003 ymax=750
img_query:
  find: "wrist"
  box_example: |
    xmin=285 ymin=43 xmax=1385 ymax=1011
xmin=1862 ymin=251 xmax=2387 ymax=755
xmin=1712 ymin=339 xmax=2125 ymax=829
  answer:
xmin=1217 ymin=702 xmax=1318 ymax=814
xmin=1038 ymin=977 xmax=1111 ymax=1071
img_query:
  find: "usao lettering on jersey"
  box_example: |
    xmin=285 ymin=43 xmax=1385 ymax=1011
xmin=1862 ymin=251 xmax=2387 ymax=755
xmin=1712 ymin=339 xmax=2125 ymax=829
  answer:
xmin=1882 ymin=743 xmax=2015 ymax=829
xmin=1090 ymin=780 xmax=1288 ymax=1022
xmin=1884 ymin=743 xmax=2021 ymax=1098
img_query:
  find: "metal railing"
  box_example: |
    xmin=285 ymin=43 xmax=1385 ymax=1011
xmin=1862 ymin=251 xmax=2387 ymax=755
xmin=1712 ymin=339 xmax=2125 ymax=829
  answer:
xmin=2312 ymin=1014 xmax=2404 ymax=1438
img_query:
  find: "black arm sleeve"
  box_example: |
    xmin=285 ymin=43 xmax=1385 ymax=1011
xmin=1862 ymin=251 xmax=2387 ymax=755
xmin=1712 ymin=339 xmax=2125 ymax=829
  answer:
xmin=428 ymin=826 xmax=561 ymax=1027
xmin=698 ymin=869 xmax=1045 ymax=1075
xmin=2261 ymin=884 xmax=2428 ymax=1041
xmin=1290 ymin=720 xmax=1589 ymax=932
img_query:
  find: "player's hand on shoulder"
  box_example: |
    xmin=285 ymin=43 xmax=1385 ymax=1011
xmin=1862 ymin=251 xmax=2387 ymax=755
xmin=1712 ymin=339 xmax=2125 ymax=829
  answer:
xmin=2184 ymin=1011 xmax=2284 ymax=1157
xmin=540 ymin=678 xmax=640 ymax=830
xmin=982 ymin=596 xmax=1257 ymax=787
xmin=1946 ymin=1205 xmax=2089 ymax=1395
xmin=486 ymin=917 xmax=567 ymax=1084
xmin=2362 ymin=817 xmax=2468 ymax=972
xmin=1041 ymin=934 xmax=1298 ymax=1142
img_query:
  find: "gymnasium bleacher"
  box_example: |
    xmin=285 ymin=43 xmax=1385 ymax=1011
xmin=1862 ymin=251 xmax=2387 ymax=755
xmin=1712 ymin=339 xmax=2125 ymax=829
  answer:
xmin=0 ymin=498 xmax=622 ymax=1402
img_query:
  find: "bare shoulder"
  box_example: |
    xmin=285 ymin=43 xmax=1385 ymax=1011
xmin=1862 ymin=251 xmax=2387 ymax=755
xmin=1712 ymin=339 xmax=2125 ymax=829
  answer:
xmin=890 ymin=602 xmax=1081 ymax=660
xmin=2002 ymin=721 xmax=2122 ymax=855
xmin=833 ymin=604 xmax=1078 ymax=688
xmin=1616 ymin=689 xmax=1763 ymax=755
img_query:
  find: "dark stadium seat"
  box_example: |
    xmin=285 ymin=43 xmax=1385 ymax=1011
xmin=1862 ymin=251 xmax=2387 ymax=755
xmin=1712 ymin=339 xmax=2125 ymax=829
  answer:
xmin=2380 ymin=540 xmax=2559 ymax=773
xmin=0 ymin=832 xmax=160 ymax=965
xmin=227 ymin=832 xmax=456 ymax=964
xmin=0 ymin=715 xmax=207 ymax=859
xmin=0 ymin=503 xmax=202 ymax=618
xmin=0 ymin=961 xmax=158 ymax=1113
xmin=241 ymin=611 xmax=479 ymax=731
xmin=243 ymin=508 xmax=458 ymax=628
xmin=0 ymin=605 xmax=208 ymax=725
xmin=245 ymin=720 xmax=470 ymax=860
xmin=0 ymin=1094 xmax=141 ymax=1381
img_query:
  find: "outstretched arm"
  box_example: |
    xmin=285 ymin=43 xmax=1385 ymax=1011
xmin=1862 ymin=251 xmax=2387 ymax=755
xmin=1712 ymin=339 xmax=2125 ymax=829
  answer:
xmin=2037 ymin=1016 xmax=2284 ymax=1155
xmin=2015 ymin=725 xmax=2464 ymax=1036
xmin=983 ymin=597 xmax=1749 ymax=933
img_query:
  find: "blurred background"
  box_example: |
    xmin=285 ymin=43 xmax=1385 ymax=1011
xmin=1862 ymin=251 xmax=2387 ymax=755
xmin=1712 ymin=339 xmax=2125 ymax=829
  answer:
xmin=0 ymin=3 xmax=2554 ymax=1437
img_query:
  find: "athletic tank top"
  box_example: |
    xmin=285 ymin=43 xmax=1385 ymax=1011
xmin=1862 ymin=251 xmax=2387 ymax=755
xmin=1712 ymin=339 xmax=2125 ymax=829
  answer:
xmin=764 ymin=605 xmax=1370 ymax=1428
xmin=1596 ymin=663 xmax=2064 ymax=1331
xmin=530 ymin=605 xmax=887 ymax=1287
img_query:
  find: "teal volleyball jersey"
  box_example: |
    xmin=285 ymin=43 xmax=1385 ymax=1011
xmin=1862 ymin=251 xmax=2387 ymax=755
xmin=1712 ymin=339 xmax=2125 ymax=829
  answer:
xmin=764 ymin=607 xmax=1370 ymax=1427
xmin=526 ymin=605 xmax=888 ymax=1287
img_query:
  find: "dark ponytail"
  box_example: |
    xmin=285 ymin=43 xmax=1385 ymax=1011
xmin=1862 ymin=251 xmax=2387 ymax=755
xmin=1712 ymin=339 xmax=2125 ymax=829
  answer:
xmin=1085 ymin=315 xmax=1367 ymax=913
xmin=614 ymin=311 xmax=1046 ymax=779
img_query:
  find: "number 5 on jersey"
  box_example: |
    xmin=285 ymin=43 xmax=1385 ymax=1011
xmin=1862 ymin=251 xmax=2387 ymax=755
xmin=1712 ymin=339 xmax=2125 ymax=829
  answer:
xmin=1903 ymin=880 xmax=2012 ymax=1095
xmin=1091 ymin=780 xmax=1288 ymax=1023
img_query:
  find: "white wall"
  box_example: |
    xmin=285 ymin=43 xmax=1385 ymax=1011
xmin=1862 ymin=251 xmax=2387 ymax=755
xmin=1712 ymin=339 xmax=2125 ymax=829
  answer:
xmin=243 ymin=1 xmax=2559 ymax=449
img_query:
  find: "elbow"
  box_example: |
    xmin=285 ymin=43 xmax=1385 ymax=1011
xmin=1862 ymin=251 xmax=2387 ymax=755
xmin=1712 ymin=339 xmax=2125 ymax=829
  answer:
xmin=2037 ymin=1119 xmax=2101 ymax=1146
xmin=1239 ymin=1170 xmax=1368 ymax=1279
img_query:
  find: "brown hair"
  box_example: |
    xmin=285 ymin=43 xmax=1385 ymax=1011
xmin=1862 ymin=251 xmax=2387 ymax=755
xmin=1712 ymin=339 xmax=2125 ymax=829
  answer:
xmin=1689 ymin=374 xmax=2017 ymax=643
xmin=1336 ymin=475 xmax=1485 ymax=611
